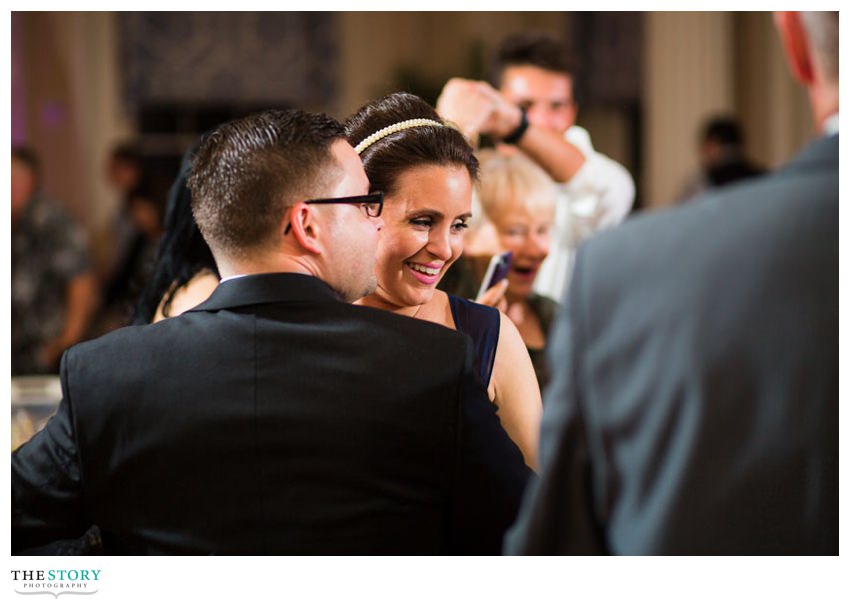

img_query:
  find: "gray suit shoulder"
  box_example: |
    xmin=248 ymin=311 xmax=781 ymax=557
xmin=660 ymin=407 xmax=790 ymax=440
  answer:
xmin=578 ymin=135 xmax=837 ymax=295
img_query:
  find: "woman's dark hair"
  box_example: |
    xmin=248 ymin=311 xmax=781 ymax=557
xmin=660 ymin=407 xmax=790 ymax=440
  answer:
xmin=132 ymin=142 xmax=219 ymax=324
xmin=344 ymin=92 xmax=478 ymax=195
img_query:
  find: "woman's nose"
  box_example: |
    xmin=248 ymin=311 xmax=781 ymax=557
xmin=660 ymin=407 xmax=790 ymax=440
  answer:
xmin=524 ymin=232 xmax=549 ymax=258
xmin=427 ymin=228 xmax=453 ymax=260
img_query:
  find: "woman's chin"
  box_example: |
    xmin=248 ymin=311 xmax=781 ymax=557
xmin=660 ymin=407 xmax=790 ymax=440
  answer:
xmin=403 ymin=283 xmax=437 ymax=305
xmin=507 ymin=283 xmax=533 ymax=301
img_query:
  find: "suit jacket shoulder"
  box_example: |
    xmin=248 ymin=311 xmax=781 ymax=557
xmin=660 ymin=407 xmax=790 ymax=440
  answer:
xmin=512 ymin=136 xmax=837 ymax=555
xmin=18 ymin=274 xmax=529 ymax=554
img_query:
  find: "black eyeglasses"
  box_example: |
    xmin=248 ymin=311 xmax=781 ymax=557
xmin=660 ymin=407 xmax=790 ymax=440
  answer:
xmin=284 ymin=192 xmax=384 ymax=235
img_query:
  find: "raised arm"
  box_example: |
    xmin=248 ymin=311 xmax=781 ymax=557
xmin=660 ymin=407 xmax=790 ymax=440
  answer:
xmin=436 ymin=77 xmax=586 ymax=183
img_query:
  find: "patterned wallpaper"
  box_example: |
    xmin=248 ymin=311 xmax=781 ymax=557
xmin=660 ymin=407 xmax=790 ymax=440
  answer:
xmin=119 ymin=12 xmax=338 ymax=109
xmin=572 ymin=12 xmax=643 ymax=105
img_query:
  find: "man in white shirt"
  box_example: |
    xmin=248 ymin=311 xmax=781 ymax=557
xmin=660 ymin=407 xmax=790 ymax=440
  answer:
xmin=437 ymin=33 xmax=635 ymax=301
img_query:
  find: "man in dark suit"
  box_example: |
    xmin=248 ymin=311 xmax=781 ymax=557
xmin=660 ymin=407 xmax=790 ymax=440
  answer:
xmin=506 ymin=11 xmax=837 ymax=555
xmin=12 ymin=109 xmax=529 ymax=555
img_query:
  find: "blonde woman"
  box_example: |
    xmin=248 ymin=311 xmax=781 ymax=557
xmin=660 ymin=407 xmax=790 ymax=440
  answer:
xmin=476 ymin=149 xmax=559 ymax=390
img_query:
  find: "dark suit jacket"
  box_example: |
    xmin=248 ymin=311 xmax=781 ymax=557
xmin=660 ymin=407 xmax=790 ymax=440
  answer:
xmin=13 ymin=273 xmax=529 ymax=555
xmin=506 ymin=135 xmax=837 ymax=555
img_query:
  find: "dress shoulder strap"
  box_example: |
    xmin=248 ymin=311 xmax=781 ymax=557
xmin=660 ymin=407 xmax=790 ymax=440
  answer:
xmin=448 ymin=294 xmax=500 ymax=389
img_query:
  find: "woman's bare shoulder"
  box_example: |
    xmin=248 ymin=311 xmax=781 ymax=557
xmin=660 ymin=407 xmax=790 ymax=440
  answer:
xmin=153 ymin=270 xmax=219 ymax=322
xmin=493 ymin=310 xmax=541 ymax=408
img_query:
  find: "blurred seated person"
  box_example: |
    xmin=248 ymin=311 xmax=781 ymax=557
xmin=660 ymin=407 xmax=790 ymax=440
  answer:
xmin=11 ymin=146 xmax=97 ymax=375
xmin=679 ymin=115 xmax=766 ymax=201
xmin=475 ymin=149 xmax=559 ymax=390
xmin=96 ymin=181 xmax=164 ymax=330
xmin=100 ymin=143 xmax=144 ymax=278
xmin=133 ymin=143 xmax=219 ymax=324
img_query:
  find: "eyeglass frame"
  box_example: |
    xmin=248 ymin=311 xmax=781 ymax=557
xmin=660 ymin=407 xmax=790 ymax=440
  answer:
xmin=283 ymin=191 xmax=384 ymax=235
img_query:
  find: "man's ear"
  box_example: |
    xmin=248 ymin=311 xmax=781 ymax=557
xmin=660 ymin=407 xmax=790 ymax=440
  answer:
xmin=774 ymin=11 xmax=814 ymax=85
xmin=287 ymin=202 xmax=323 ymax=254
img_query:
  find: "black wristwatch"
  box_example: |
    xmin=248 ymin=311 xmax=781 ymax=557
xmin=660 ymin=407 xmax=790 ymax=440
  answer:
xmin=502 ymin=107 xmax=529 ymax=144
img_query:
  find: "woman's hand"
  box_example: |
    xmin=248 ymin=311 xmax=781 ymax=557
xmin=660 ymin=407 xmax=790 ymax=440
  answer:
xmin=476 ymin=278 xmax=509 ymax=312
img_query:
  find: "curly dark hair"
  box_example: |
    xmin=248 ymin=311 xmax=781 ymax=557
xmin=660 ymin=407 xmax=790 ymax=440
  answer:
xmin=132 ymin=141 xmax=218 ymax=324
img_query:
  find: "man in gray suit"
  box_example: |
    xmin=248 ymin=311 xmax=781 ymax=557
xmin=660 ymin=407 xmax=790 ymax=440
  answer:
xmin=505 ymin=11 xmax=837 ymax=555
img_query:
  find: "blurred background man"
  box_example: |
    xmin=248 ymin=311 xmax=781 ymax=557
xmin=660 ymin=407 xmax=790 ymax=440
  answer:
xmin=437 ymin=32 xmax=635 ymax=301
xmin=678 ymin=114 xmax=766 ymax=201
xmin=11 ymin=146 xmax=96 ymax=375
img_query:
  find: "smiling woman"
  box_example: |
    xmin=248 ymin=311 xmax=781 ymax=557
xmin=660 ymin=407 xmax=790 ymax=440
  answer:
xmin=345 ymin=92 xmax=542 ymax=469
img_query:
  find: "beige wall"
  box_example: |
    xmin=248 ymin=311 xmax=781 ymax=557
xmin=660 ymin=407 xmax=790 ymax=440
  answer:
xmin=735 ymin=12 xmax=812 ymax=168
xmin=643 ymin=12 xmax=736 ymax=208
xmin=336 ymin=12 xmax=566 ymax=117
xmin=14 ymin=12 xmax=132 ymax=269
xmin=14 ymin=11 xmax=813 ymax=236
xmin=642 ymin=11 xmax=810 ymax=209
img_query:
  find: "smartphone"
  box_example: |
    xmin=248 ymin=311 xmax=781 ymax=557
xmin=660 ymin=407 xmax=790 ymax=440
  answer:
xmin=476 ymin=251 xmax=513 ymax=300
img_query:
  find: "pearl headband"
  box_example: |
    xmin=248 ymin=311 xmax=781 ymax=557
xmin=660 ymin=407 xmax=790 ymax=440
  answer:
xmin=354 ymin=119 xmax=446 ymax=155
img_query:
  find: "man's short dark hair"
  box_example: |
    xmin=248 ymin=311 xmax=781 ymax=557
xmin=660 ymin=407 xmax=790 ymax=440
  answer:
xmin=110 ymin=142 xmax=142 ymax=166
xmin=188 ymin=109 xmax=345 ymax=259
xmin=703 ymin=116 xmax=744 ymax=147
xmin=491 ymin=32 xmax=580 ymax=89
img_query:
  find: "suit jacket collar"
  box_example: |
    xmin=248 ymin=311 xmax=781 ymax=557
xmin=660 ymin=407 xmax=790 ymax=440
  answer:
xmin=189 ymin=272 xmax=340 ymax=313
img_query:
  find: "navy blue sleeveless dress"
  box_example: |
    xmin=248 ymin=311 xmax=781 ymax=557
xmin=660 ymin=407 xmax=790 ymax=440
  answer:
xmin=448 ymin=294 xmax=500 ymax=389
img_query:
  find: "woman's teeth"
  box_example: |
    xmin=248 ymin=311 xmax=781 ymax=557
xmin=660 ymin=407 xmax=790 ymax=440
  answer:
xmin=408 ymin=262 xmax=440 ymax=276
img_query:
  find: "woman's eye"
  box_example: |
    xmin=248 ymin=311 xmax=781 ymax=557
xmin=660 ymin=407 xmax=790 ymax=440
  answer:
xmin=410 ymin=218 xmax=433 ymax=228
xmin=451 ymin=222 xmax=469 ymax=232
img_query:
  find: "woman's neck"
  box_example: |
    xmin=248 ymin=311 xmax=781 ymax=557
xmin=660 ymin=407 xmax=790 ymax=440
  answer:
xmin=506 ymin=297 xmax=546 ymax=350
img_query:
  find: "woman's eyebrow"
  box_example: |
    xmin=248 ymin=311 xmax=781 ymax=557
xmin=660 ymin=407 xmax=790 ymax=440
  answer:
xmin=405 ymin=207 xmax=444 ymax=218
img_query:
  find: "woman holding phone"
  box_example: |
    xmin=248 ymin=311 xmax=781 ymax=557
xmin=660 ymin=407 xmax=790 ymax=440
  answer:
xmin=345 ymin=93 xmax=541 ymax=469
xmin=476 ymin=149 xmax=559 ymax=390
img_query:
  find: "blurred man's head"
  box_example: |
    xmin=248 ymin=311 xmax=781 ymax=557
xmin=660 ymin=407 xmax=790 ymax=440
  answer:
xmin=492 ymin=33 xmax=580 ymax=135
xmin=188 ymin=109 xmax=382 ymax=302
xmin=106 ymin=143 xmax=143 ymax=193
xmin=11 ymin=146 xmax=40 ymax=223
xmin=700 ymin=116 xmax=746 ymax=168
